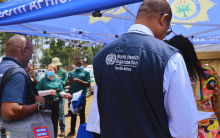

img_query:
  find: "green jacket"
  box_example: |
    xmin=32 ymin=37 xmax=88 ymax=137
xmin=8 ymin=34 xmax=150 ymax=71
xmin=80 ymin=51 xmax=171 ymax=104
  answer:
xmin=36 ymin=76 xmax=64 ymax=107
xmin=69 ymin=68 xmax=91 ymax=97
xmin=35 ymin=70 xmax=40 ymax=81
xmin=57 ymin=67 xmax=68 ymax=87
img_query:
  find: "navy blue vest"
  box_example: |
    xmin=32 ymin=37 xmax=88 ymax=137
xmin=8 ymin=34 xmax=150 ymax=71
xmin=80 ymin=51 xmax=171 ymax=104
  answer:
xmin=0 ymin=57 xmax=35 ymax=105
xmin=93 ymin=33 xmax=179 ymax=138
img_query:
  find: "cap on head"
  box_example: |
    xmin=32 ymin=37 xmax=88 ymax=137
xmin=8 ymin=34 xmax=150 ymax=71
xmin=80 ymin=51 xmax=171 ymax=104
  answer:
xmin=52 ymin=57 xmax=62 ymax=66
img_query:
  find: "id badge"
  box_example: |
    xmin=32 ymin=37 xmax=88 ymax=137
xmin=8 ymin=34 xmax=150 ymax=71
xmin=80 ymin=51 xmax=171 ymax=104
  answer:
xmin=33 ymin=126 xmax=51 ymax=138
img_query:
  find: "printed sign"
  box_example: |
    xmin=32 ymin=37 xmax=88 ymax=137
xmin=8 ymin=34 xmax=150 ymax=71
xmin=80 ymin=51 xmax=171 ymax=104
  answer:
xmin=168 ymin=0 xmax=216 ymax=29
xmin=106 ymin=53 xmax=139 ymax=72
xmin=33 ymin=126 xmax=51 ymax=138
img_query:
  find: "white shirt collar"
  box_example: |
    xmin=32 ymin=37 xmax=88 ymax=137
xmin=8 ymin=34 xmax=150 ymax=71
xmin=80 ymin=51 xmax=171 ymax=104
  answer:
xmin=127 ymin=24 xmax=154 ymax=37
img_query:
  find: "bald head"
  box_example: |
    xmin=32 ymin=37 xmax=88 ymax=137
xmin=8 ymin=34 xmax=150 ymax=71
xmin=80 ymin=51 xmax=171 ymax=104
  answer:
xmin=137 ymin=0 xmax=172 ymax=21
xmin=135 ymin=0 xmax=172 ymax=40
xmin=6 ymin=35 xmax=28 ymax=56
xmin=5 ymin=35 xmax=33 ymax=68
xmin=70 ymin=65 xmax=76 ymax=71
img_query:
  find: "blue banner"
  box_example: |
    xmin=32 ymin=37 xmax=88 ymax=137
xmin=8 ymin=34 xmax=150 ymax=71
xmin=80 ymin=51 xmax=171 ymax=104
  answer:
xmin=0 ymin=0 xmax=143 ymax=26
xmin=0 ymin=0 xmax=219 ymax=46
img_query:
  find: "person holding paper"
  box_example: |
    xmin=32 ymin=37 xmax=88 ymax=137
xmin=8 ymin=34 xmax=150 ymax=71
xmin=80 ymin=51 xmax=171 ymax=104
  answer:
xmin=36 ymin=63 xmax=72 ymax=138
xmin=168 ymin=35 xmax=220 ymax=138
xmin=67 ymin=57 xmax=91 ymax=137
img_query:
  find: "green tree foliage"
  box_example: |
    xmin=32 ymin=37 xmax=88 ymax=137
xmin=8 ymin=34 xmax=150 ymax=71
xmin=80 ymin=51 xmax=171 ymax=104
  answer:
xmin=0 ymin=0 xmax=14 ymax=56
xmin=0 ymin=33 xmax=16 ymax=56
xmin=0 ymin=0 xmax=9 ymax=3
xmin=39 ymin=39 xmax=104 ymax=71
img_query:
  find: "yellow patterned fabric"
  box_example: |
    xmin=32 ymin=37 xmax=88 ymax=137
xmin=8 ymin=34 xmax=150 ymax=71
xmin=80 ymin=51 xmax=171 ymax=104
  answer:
xmin=198 ymin=114 xmax=220 ymax=138
xmin=190 ymin=65 xmax=220 ymax=138
xmin=190 ymin=65 xmax=220 ymax=112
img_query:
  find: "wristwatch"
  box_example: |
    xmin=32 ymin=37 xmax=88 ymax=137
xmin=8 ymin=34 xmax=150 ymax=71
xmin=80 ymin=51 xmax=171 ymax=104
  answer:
xmin=36 ymin=102 xmax=42 ymax=111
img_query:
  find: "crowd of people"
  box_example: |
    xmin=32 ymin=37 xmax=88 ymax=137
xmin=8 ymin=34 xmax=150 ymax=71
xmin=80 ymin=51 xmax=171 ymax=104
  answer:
xmin=0 ymin=0 xmax=219 ymax=138
xmin=0 ymin=34 xmax=91 ymax=138
xmin=87 ymin=0 xmax=220 ymax=138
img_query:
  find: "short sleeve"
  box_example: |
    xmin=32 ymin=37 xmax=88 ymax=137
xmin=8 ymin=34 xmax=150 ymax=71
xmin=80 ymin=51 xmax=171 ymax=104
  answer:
xmin=85 ymin=71 xmax=91 ymax=83
xmin=35 ymin=71 xmax=40 ymax=81
xmin=211 ymin=68 xmax=220 ymax=112
xmin=1 ymin=73 xmax=26 ymax=104
xmin=36 ymin=78 xmax=44 ymax=91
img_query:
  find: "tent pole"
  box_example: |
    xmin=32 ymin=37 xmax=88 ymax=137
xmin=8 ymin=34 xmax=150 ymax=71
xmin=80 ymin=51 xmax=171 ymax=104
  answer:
xmin=102 ymin=13 xmax=136 ymax=20
xmin=47 ymin=33 xmax=78 ymax=46
xmin=194 ymin=43 xmax=220 ymax=49
xmin=47 ymin=31 xmax=115 ymax=37
xmin=81 ymin=37 xmax=115 ymax=47
xmin=0 ymin=30 xmax=41 ymax=33
xmin=122 ymin=6 xmax=136 ymax=18
xmin=20 ymin=24 xmax=41 ymax=31
xmin=185 ymin=27 xmax=220 ymax=37
xmin=193 ymin=37 xmax=220 ymax=40
xmin=82 ymin=34 xmax=97 ymax=41
xmin=171 ymin=22 xmax=220 ymax=27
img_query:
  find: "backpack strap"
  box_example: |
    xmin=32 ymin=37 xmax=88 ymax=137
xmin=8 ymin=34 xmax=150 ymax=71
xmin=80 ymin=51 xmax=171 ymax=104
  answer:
xmin=0 ymin=66 xmax=20 ymax=101
xmin=0 ymin=66 xmax=37 ymax=106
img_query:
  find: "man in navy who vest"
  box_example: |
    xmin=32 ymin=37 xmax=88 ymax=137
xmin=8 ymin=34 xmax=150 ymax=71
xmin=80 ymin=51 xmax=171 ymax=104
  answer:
xmin=93 ymin=0 xmax=198 ymax=138
xmin=0 ymin=35 xmax=45 ymax=121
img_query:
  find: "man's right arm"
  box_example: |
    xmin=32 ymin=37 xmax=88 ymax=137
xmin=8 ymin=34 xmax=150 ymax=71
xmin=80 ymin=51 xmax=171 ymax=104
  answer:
xmin=163 ymin=53 xmax=198 ymax=138
xmin=1 ymin=102 xmax=38 ymax=121
xmin=1 ymin=73 xmax=44 ymax=121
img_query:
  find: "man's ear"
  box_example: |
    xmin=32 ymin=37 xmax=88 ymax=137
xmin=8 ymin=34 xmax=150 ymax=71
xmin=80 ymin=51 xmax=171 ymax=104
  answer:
xmin=21 ymin=46 xmax=27 ymax=56
xmin=160 ymin=14 xmax=169 ymax=26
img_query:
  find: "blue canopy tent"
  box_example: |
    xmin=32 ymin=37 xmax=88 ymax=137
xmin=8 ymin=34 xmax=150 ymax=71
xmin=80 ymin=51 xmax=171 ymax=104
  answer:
xmin=0 ymin=0 xmax=219 ymax=45
xmin=0 ymin=0 xmax=220 ymax=70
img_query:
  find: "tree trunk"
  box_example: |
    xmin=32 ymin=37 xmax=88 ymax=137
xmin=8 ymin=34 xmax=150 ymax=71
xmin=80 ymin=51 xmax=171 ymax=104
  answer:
xmin=52 ymin=39 xmax=55 ymax=57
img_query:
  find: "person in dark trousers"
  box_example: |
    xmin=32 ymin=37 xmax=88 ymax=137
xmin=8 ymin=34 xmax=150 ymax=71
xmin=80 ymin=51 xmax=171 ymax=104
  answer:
xmin=65 ymin=65 xmax=76 ymax=117
xmin=92 ymin=0 xmax=198 ymax=138
xmin=0 ymin=35 xmax=45 ymax=121
xmin=66 ymin=57 xmax=91 ymax=137
xmin=52 ymin=57 xmax=68 ymax=136
xmin=36 ymin=64 xmax=72 ymax=138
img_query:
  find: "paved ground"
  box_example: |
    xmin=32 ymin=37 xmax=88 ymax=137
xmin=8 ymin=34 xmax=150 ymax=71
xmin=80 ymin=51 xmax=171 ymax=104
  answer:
xmin=58 ymin=95 xmax=94 ymax=137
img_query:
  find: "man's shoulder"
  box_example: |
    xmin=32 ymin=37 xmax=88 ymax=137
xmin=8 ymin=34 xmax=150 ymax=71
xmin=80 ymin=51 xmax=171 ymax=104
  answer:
xmin=11 ymin=68 xmax=28 ymax=78
xmin=6 ymin=73 xmax=27 ymax=88
xmin=137 ymin=35 xmax=179 ymax=58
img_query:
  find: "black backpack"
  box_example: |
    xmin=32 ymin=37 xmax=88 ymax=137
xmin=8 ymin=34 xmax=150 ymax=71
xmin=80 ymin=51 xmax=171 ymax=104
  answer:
xmin=0 ymin=66 xmax=38 ymax=106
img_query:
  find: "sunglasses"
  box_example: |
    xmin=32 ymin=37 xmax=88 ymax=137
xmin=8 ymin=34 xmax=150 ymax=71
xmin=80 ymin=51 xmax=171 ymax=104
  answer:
xmin=161 ymin=14 xmax=172 ymax=36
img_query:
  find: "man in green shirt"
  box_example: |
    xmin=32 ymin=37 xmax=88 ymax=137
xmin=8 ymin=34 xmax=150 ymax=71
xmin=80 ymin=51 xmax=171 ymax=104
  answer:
xmin=52 ymin=57 xmax=68 ymax=136
xmin=66 ymin=57 xmax=91 ymax=137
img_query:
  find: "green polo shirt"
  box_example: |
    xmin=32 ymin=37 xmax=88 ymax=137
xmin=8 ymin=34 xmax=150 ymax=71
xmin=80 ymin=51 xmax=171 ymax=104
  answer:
xmin=57 ymin=67 xmax=68 ymax=87
xmin=35 ymin=70 xmax=40 ymax=81
xmin=36 ymin=76 xmax=64 ymax=107
xmin=69 ymin=68 xmax=91 ymax=97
